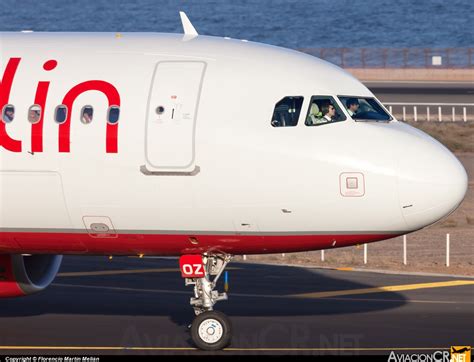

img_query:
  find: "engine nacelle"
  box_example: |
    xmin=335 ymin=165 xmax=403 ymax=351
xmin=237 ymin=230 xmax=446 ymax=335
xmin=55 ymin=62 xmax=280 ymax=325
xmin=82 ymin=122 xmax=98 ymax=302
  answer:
xmin=0 ymin=254 xmax=62 ymax=297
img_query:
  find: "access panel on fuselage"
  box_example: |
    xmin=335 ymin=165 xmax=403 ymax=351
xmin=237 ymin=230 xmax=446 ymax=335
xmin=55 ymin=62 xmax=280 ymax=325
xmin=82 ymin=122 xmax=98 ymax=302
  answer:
xmin=145 ymin=61 xmax=206 ymax=172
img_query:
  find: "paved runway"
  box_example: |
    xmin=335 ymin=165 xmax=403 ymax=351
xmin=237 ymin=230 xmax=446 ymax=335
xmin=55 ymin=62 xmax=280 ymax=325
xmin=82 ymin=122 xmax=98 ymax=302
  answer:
xmin=0 ymin=256 xmax=473 ymax=355
xmin=365 ymin=81 xmax=474 ymax=104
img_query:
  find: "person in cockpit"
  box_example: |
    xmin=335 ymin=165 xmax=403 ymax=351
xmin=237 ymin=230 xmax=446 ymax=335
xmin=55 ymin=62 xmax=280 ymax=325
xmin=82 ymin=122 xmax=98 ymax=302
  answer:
xmin=346 ymin=98 xmax=360 ymax=118
xmin=320 ymin=101 xmax=336 ymax=123
xmin=306 ymin=101 xmax=336 ymax=125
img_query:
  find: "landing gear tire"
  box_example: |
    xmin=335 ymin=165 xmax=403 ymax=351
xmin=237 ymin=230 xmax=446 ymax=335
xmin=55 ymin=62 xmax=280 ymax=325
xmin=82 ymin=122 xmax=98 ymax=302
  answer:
xmin=191 ymin=311 xmax=232 ymax=351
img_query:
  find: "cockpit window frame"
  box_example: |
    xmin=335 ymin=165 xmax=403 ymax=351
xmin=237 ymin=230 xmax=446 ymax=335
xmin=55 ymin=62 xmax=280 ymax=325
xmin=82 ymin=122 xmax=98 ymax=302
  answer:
xmin=304 ymin=95 xmax=347 ymax=127
xmin=270 ymin=96 xmax=304 ymax=128
xmin=338 ymin=95 xmax=394 ymax=122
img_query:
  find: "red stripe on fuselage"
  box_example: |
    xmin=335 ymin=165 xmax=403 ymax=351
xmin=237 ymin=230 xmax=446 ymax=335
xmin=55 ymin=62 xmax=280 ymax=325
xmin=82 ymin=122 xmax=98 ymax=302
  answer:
xmin=0 ymin=231 xmax=399 ymax=255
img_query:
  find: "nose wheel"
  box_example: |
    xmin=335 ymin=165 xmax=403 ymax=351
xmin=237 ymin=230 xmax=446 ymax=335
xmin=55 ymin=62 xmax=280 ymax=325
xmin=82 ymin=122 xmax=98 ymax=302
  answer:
xmin=180 ymin=253 xmax=233 ymax=350
xmin=191 ymin=310 xmax=232 ymax=350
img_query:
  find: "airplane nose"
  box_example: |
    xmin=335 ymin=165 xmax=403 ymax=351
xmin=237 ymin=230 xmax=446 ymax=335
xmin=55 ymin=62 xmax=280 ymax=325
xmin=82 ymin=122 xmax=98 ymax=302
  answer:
xmin=398 ymin=138 xmax=468 ymax=230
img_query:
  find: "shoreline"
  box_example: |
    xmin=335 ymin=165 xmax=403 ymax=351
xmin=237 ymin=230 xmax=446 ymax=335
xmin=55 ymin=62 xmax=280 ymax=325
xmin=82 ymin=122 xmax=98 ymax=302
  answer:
xmin=346 ymin=68 xmax=474 ymax=82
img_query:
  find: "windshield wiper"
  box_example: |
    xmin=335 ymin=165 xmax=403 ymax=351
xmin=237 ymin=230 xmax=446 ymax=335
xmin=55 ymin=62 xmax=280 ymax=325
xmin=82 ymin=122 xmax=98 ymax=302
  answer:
xmin=355 ymin=118 xmax=392 ymax=122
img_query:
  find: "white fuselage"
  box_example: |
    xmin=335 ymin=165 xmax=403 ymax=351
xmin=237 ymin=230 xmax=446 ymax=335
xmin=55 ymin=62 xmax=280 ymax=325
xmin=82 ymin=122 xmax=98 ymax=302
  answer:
xmin=0 ymin=32 xmax=468 ymax=255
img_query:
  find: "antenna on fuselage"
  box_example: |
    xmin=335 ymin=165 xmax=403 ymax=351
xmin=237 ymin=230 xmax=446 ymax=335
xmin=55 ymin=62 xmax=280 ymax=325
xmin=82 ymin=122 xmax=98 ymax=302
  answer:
xmin=179 ymin=11 xmax=198 ymax=37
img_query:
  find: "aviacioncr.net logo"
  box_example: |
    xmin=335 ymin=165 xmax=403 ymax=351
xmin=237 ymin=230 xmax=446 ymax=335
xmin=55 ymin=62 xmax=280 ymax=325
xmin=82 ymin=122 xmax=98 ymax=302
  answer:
xmin=388 ymin=350 xmax=451 ymax=362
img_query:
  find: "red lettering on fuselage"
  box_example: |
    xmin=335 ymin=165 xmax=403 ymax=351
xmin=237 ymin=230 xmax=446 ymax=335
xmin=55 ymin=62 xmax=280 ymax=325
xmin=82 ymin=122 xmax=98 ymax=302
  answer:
xmin=30 ymin=60 xmax=57 ymax=153
xmin=31 ymin=82 xmax=51 ymax=153
xmin=0 ymin=58 xmax=22 ymax=152
xmin=1 ymin=57 xmax=121 ymax=154
xmin=59 ymin=81 xmax=120 ymax=153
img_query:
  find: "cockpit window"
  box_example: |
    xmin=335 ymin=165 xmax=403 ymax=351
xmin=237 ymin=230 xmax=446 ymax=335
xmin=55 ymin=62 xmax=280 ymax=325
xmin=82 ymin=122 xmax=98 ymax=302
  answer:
xmin=271 ymin=96 xmax=303 ymax=127
xmin=339 ymin=96 xmax=392 ymax=121
xmin=305 ymin=96 xmax=346 ymax=126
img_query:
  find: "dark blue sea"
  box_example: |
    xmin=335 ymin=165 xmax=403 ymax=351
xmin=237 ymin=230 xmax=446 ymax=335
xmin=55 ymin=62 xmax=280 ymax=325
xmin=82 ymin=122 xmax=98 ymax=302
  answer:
xmin=0 ymin=0 xmax=473 ymax=49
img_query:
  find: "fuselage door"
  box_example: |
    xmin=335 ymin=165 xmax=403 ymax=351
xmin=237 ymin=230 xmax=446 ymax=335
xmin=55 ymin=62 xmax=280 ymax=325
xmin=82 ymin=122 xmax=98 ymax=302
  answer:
xmin=144 ymin=61 xmax=206 ymax=173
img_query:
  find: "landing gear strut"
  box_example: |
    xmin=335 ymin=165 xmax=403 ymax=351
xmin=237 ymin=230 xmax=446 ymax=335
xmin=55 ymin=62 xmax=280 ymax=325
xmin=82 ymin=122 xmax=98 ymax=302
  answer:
xmin=182 ymin=253 xmax=233 ymax=350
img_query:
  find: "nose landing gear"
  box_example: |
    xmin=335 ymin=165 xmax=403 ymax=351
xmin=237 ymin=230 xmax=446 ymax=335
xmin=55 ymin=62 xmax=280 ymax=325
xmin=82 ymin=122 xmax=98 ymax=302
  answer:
xmin=180 ymin=253 xmax=233 ymax=350
xmin=191 ymin=310 xmax=232 ymax=350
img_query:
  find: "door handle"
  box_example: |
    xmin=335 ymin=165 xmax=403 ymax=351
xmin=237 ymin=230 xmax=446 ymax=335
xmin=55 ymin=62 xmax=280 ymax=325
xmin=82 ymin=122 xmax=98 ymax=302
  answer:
xmin=140 ymin=165 xmax=200 ymax=176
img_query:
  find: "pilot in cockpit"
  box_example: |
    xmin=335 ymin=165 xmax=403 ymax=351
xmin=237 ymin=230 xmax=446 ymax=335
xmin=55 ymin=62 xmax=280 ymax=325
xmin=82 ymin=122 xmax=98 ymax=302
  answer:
xmin=306 ymin=101 xmax=336 ymax=125
xmin=346 ymin=98 xmax=360 ymax=118
xmin=321 ymin=101 xmax=336 ymax=123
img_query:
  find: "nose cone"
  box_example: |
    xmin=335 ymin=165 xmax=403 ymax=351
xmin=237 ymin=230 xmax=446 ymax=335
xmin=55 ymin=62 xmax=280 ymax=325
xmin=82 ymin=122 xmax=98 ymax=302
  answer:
xmin=398 ymin=133 xmax=468 ymax=230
